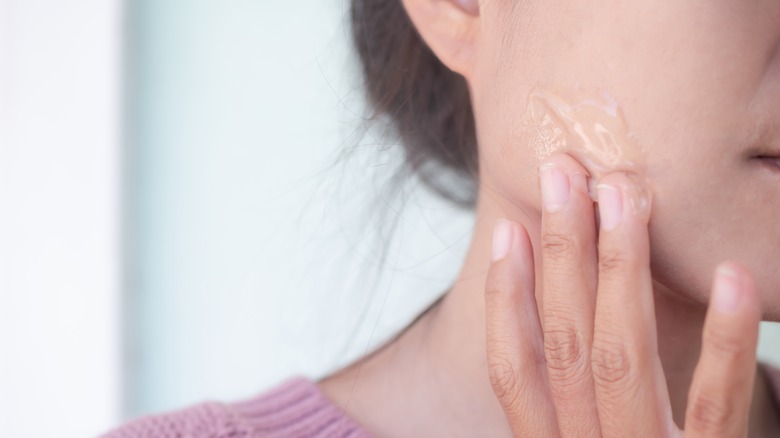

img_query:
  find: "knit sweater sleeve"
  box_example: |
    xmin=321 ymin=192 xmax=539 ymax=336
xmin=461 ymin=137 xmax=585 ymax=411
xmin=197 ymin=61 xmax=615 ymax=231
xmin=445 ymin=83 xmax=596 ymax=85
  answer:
xmin=101 ymin=377 xmax=372 ymax=438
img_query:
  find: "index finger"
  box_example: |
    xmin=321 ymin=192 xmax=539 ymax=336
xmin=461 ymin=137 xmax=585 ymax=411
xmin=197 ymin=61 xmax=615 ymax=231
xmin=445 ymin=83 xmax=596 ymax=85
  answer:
xmin=485 ymin=219 xmax=560 ymax=437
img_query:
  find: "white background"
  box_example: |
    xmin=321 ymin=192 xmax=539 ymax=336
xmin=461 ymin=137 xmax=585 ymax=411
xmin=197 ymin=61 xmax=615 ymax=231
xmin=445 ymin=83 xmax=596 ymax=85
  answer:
xmin=0 ymin=1 xmax=778 ymax=437
xmin=0 ymin=0 xmax=121 ymax=436
xmin=125 ymin=0 xmax=473 ymax=418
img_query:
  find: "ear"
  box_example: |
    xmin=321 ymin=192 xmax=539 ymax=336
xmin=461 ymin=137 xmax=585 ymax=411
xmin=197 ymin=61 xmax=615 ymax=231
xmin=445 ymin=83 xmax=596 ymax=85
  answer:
xmin=402 ymin=0 xmax=481 ymax=79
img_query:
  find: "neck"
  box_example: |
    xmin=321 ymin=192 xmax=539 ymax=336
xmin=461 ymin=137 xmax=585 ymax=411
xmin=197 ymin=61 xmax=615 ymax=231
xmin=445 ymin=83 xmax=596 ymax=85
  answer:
xmin=319 ymin=195 xmax=776 ymax=437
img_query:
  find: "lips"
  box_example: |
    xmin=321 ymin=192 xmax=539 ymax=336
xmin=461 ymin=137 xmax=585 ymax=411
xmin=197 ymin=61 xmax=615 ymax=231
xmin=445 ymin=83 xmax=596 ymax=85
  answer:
xmin=754 ymin=155 xmax=780 ymax=172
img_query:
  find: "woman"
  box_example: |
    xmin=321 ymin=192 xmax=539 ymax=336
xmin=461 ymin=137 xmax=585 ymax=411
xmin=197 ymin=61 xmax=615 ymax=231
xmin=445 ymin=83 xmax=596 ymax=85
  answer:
xmin=106 ymin=0 xmax=780 ymax=436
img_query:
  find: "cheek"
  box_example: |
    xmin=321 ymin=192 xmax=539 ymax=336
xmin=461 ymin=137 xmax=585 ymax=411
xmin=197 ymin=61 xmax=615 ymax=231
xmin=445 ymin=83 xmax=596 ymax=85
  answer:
xmin=473 ymin=0 xmax=780 ymax=318
xmin=646 ymin=169 xmax=722 ymax=306
xmin=471 ymin=68 xmax=544 ymax=215
xmin=648 ymin=154 xmax=780 ymax=320
xmin=476 ymin=111 xmax=543 ymax=214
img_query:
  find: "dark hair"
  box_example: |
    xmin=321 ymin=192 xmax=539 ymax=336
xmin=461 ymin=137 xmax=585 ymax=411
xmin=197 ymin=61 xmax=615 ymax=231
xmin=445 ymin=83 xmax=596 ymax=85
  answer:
xmin=350 ymin=0 xmax=479 ymax=208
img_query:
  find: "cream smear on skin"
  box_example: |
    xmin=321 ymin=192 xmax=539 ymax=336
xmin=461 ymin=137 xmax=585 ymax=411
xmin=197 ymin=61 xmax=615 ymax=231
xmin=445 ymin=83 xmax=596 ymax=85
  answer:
xmin=523 ymin=86 xmax=652 ymax=214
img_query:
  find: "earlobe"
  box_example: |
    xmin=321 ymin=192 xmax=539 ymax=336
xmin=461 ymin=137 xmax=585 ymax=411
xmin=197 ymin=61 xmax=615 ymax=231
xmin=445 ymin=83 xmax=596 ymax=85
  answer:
xmin=402 ymin=0 xmax=481 ymax=78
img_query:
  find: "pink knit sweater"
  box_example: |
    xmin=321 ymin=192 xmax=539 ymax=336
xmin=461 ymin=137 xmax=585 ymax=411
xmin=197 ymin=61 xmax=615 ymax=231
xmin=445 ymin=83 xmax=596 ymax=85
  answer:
xmin=104 ymin=365 xmax=780 ymax=437
xmin=102 ymin=377 xmax=372 ymax=438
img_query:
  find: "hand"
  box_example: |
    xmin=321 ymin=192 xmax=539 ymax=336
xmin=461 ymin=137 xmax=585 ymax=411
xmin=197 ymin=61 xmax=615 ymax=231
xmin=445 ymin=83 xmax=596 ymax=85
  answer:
xmin=484 ymin=154 xmax=762 ymax=437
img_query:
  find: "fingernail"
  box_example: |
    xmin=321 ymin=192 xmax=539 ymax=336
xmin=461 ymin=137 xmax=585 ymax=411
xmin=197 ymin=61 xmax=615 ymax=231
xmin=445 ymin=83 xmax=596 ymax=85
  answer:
xmin=540 ymin=164 xmax=570 ymax=212
xmin=597 ymin=183 xmax=623 ymax=231
xmin=713 ymin=265 xmax=741 ymax=313
xmin=492 ymin=219 xmax=514 ymax=261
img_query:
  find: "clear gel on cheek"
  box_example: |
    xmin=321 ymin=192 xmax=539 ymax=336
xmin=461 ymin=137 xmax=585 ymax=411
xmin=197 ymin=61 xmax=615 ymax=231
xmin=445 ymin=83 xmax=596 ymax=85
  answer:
xmin=520 ymin=86 xmax=652 ymax=216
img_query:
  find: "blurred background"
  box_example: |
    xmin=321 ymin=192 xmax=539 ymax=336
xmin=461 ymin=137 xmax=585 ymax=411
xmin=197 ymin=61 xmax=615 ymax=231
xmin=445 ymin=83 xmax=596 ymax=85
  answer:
xmin=0 ymin=1 xmax=777 ymax=437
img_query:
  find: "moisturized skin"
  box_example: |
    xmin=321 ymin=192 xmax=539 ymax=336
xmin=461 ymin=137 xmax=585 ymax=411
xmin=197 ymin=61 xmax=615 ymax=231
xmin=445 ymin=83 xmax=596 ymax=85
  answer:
xmin=520 ymin=86 xmax=651 ymax=212
xmin=522 ymin=87 xmax=641 ymax=171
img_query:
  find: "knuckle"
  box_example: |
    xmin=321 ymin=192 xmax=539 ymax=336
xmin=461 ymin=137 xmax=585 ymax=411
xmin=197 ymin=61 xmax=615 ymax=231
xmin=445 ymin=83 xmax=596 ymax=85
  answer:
xmin=484 ymin=285 xmax=503 ymax=303
xmin=484 ymin=265 xmax=514 ymax=301
xmin=542 ymin=232 xmax=577 ymax=259
xmin=704 ymin=325 xmax=750 ymax=358
xmin=687 ymin=391 xmax=733 ymax=434
xmin=543 ymin=326 xmax=588 ymax=385
xmin=598 ymin=251 xmax=630 ymax=274
xmin=487 ymin=355 xmax=522 ymax=405
xmin=591 ymin=338 xmax=636 ymax=393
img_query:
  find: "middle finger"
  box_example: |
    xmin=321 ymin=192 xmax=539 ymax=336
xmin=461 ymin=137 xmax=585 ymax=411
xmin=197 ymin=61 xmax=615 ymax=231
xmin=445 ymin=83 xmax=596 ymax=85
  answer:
xmin=591 ymin=172 xmax=673 ymax=437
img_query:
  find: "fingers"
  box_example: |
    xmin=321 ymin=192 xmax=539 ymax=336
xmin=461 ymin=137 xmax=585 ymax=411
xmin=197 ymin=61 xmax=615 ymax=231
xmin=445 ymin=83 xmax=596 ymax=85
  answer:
xmin=590 ymin=172 xmax=672 ymax=437
xmin=488 ymin=156 xmax=759 ymax=438
xmin=685 ymin=263 xmax=761 ymax=438
xmin=538 ymin=155 xmax=601 ymax=437
xmin=485 ymin=219 xmax=559 ymax=437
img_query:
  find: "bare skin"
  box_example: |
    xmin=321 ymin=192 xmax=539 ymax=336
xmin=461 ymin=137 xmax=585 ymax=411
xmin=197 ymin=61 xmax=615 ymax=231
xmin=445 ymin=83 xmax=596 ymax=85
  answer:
xmin=319 ymin=158 xmax=780 ymax=437
xmin=321 ymin=0 xmax=780 ymax=436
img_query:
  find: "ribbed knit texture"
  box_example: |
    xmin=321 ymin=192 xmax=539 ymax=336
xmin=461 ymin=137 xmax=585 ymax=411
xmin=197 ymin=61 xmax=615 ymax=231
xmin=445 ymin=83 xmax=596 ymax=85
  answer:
xmin=104 ymin=365 xmax=780 ymax=437
xmin=102 ymin=378 xmax=372 ymax=438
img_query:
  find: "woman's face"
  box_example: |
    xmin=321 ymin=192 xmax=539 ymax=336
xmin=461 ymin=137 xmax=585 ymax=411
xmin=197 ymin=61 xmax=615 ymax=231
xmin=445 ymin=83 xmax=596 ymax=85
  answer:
xmin=470 ymin=0 xmax=780 ymax=318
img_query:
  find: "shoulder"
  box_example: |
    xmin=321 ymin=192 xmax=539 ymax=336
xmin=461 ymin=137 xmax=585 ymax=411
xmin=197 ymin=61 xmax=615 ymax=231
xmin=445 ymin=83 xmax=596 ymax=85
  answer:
xmin=100 ymin=377 xmax=373 ymax=438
